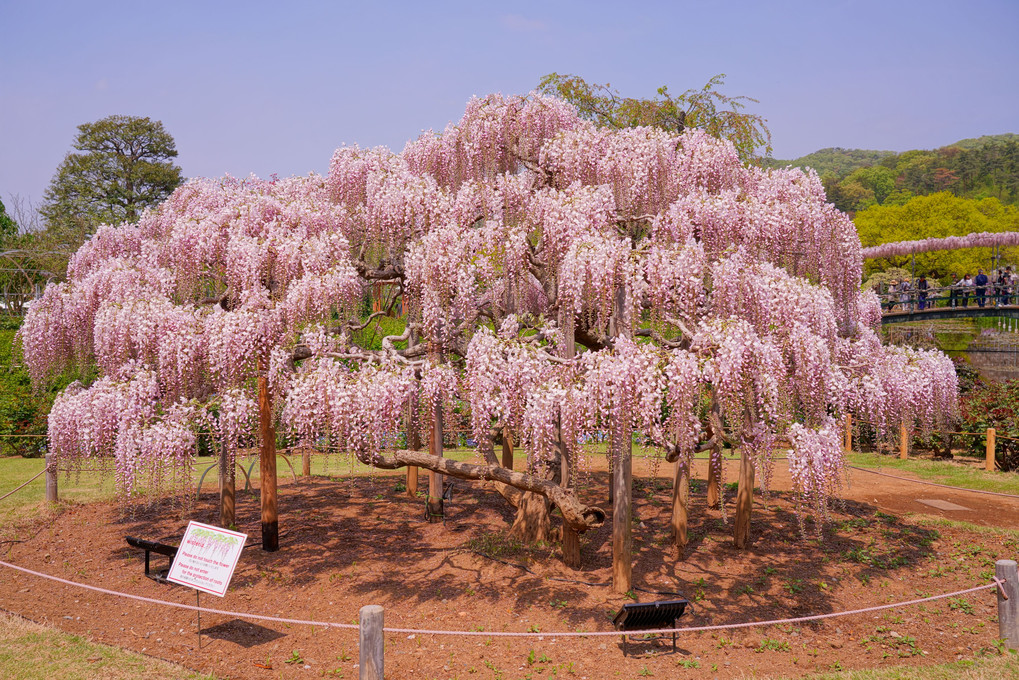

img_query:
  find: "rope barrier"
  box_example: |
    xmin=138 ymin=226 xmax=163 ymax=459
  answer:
xmin=0 ymin=559 xmax=1004 ymax=638
xmin=0 ymin=467 xmax=48 ymax=502
xmin=847 ymin=465 xmax=1019 ymax=499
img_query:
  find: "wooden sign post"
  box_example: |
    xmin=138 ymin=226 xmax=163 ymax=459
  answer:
xmin=167 ymin=521 xmax=248 ymax=649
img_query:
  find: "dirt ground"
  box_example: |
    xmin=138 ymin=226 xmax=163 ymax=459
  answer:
xmin=0 ymin=453 xmax=1016 ymax=680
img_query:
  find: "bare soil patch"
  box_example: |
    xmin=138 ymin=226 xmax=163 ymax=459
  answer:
xmin=0 ymin=455 xmax=1016 ymax=679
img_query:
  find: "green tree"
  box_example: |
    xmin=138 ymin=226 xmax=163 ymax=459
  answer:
xmin=537 ymin=73 xmax=772 ymax=163
xmin=855 ymin=193 xmax=1019 ymax=281
xmin=40 ymin=115 xmax=183 ymax=247
xmin=0 ymin=198 xmax=17 ymax=243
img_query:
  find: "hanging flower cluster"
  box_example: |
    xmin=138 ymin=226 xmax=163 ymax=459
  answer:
xmin=787 ymin=417 xmax=844 ymax=534
xmin=282 ymin=357 xmax=418 ymax=457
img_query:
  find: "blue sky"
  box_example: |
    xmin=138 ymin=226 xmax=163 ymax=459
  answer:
xmin=2 ymin=0 xmax=1017 ymax=213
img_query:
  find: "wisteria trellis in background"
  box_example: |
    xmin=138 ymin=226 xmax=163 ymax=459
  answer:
xmin=21 ymin=93 xmax=957 ymax=564
xmin=860 ymin=230 xmax=1019 ymax=260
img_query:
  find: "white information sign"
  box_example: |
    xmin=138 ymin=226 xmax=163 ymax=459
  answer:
xmin=167 ymin=521 xmax=247 ymax=597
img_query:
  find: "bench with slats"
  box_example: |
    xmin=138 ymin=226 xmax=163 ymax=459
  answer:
xmin=125 ymin=536 xmax=178 ymax=584
xmin=612 ymin=599 xmax=689 ymax=656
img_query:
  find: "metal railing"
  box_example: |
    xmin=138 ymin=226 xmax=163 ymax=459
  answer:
xmin=877 ymin=283 xmax=1019 ymax=314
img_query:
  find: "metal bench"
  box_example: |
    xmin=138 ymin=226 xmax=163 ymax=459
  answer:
xmin=612 ymin=598 xmax=690 ymax=656
xmin=125 ymin=536 xmax=178 ymax=584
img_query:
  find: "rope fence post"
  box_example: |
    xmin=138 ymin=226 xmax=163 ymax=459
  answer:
xmin=996 ymin=560 xmax=1019 ymax=650
xmin=986 ymin=428 xmax=996 ymax=472
xmin=44 ymin=453 xmax=57 ymax=503
xmin=359 ymin=604 xmax=384 ymax=680
xmin=899 ymin=422 xmax=908 ymax=460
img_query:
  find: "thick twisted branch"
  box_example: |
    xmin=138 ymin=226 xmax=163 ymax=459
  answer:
xmin=363 ymin=448 xmax=605 ymax=532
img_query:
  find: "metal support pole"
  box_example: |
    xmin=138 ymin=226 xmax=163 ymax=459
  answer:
xmin=996 ymin=560 xmax=1019 ymax=650
xmin=196 ymin=591 xmax=202 ymax=650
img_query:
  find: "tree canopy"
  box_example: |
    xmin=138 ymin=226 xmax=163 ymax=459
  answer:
xmin=40 ymin=115 xmax=183 ymax=250
xmin=0 ymin=198 xmax=17 ymax=242
xmin=537 ymin=73 xmax=772 ymax=163
xmin=856 ymin=193 xmax=1019 ymax=280
xmin=774 ymin=137 xmax=1019 ymax=215
xmin=21 ymin=94 xmax=956 ymax=575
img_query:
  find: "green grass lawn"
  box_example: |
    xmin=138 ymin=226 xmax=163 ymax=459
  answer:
xmin=2 ymin=445 xmax=1012 ymax=522
xmin=0 ymin=612 xmax=216 ymax=680
xmin=0 ymin=446 xmax=524 ymax=521
xmin=846 ymin=451 xmax=1019 ymax=496
xmin=798 ymin=653 xmax=1019 ymax=679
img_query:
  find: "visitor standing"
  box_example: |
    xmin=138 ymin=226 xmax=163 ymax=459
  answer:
xmin=898 ymin=279 xmax=912 ymax=311
xmin=917 ymin=275 xmax=929 ymax=310
xmin=975 ymin=269 xmax=989 ymax=307
xmin=960 ymin=274 xmax=973 ymax=307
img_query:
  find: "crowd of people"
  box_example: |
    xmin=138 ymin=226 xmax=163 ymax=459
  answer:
xmin=880 ymin=267 xmax=1016 ymax=311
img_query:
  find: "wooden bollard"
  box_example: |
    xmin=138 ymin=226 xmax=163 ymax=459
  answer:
xmin=996 ymin=560 xmax=1019 ymax=650
xmin=44 ymin=453 xmax=57 ymax=503
xmin=302 ymin=449 xmax=311 ymax=477
xmin=899 ymin=422 xmax=908 ymax=460
xmin=844 ymin=415 xmax=852 ymax=453
xmin=359 ymin=604 xmax=384 ymax=680
xmin=986 ymin=428 xmax=997 ymax=472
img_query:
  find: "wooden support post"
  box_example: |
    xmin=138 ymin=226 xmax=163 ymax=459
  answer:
xmin=218 ymin=446 xmax=235 ymax=528
xmin=501 ymin=428 xmax=513 ymax=470
xmin=706 ymin=451 xmax=719 ymax=507
xmin=358 ymin=604 xmax=385 ymax=680
xmin=561 ymin=448 xmax=580 ymax=568
xmin=986 ymin=427 xmax=997 ymax=472
xmin=996 ymin=560 xmax=1019 ymax=650
xmin=406 ymin=413 xmax=420 ymax=498
xmin=406 ymin=326 xmax=420 ymax=497
xmin=44 ymin=453 xmax=57 ymax=504
xmin=610 ymin=285 xmax=631 ymax=593
xmin=301 ymin=449 xmax=311 ymax=477
xmin=258 ymin=368 xmax=279 ymax=552
xmin=426 ymin=397 xmax=444 ymax=523
xmin=612 ymin=420 xmax=633 ymax=593
xmin=559 ymin=307 xmax=580 ymax=569
xmin=608 ymin=457 xmax=614 ymax=504
xmin=559 ymin=422 xmax=580 ymax=568
xmin=844 ymin=414 xmax=852 ymax=453
xmin=706 ymin=395 xmax=722 ymax=508
xmin=899 ymin=422 xmax=908 ymax=460
xmin=733 ymin=448 xmax=754 ymax=549
xmin=671 ymin=460 xmax=689 ymax=554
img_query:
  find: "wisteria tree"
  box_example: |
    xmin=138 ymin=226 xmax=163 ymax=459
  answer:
xmin=21 ymin=94 xmax=958 ymax=592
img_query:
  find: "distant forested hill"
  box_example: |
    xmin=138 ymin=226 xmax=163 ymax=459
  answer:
xmin=767 ymin=133 xmax=1019 ymax=214
xmin=948 ymin=133 xmax=1019 ymax=151
xmin=764 ymin=147 xmax=895 ymax=177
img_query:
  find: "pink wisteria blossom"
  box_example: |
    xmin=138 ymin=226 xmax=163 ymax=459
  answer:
xmin=22 ymin=93 xmax=957 ymax=530
xmin=861 ymin=231 xmax=1019 ymax=260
